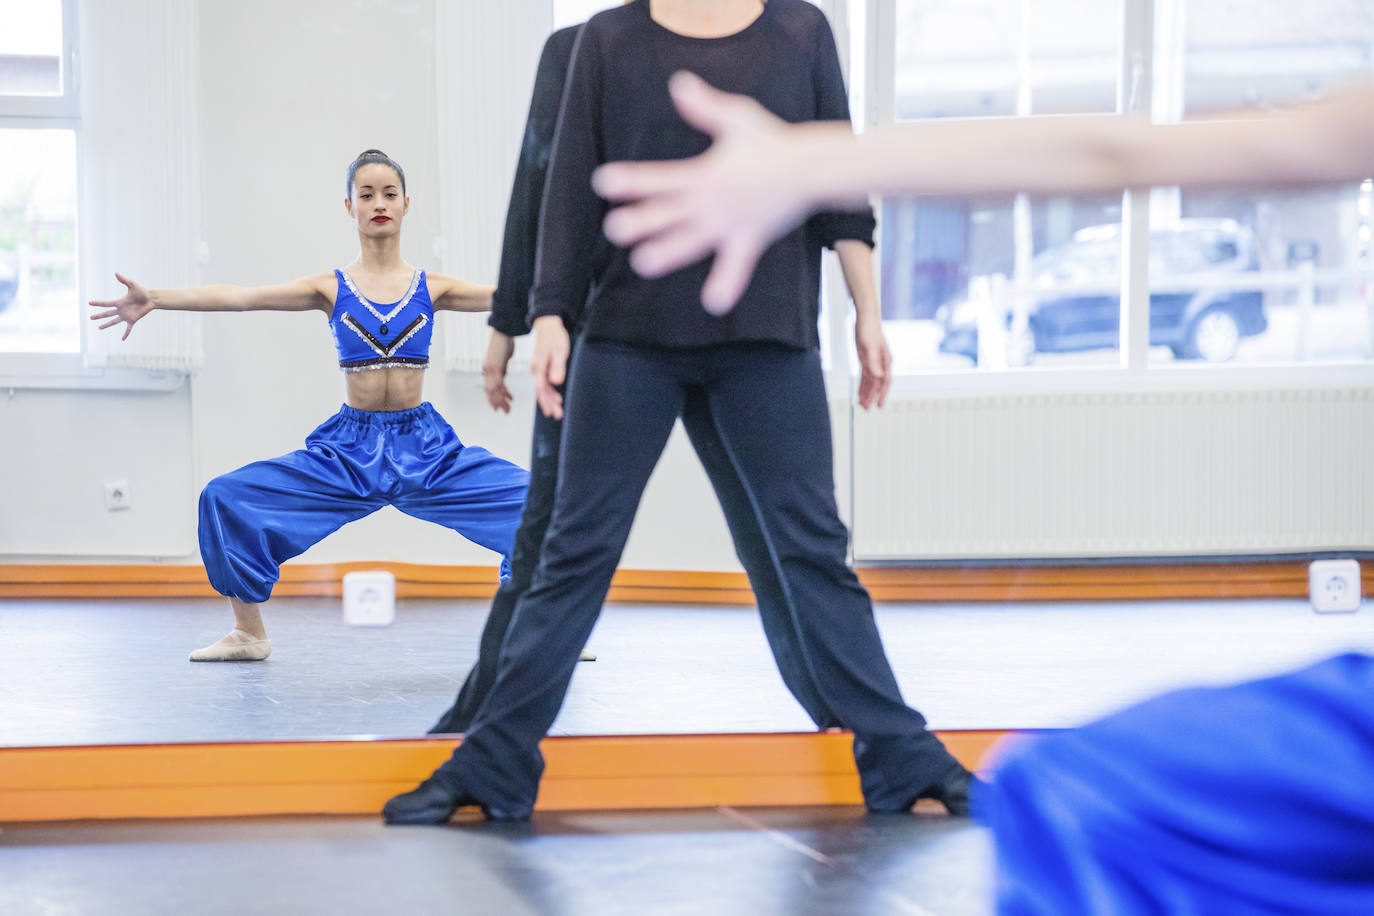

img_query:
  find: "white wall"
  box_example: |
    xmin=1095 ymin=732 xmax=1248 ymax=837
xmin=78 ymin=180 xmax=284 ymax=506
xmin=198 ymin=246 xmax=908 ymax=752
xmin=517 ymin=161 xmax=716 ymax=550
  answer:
xmin=0 ymin=386 xmax=196 ymax=558
xmin=1 ymin=0 xmax=201 ymax=561
xmin=0 ymin=0 xmax=742 ymax=571
xmin=6 ymin=1 xmax=1367 ymax=572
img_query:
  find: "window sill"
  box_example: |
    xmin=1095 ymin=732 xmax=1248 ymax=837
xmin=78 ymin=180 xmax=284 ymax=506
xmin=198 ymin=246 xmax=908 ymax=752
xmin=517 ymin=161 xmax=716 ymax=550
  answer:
xmin=885 ymin=361 xmax=1374 ymax=397
xmin=0 ymin=353 xmax=186 ymax=392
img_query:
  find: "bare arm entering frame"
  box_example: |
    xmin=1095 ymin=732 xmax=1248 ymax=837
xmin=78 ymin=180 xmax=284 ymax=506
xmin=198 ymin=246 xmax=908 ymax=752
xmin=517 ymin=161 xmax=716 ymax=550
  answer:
xmin=594 ymin=71 xmax=1374 ymax=313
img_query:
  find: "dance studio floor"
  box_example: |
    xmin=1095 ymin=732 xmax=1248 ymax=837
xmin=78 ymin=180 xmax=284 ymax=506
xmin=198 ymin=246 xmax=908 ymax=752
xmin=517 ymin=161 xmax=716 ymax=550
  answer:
xmin=0 ymin=808 xmax=992 ymax=916
xmin=2 ymin=595 xmax=1369 ymax=915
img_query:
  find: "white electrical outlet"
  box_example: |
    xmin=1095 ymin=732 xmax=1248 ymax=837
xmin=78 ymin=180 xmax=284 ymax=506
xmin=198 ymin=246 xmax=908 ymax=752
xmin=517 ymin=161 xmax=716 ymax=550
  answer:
xmin=103 ymin=480 xmax=132 ymax=511
xmin=343 ymin=570 xmax=395 ymax=626
xmin=1309 ymin=559 xmax=1361 ymax=613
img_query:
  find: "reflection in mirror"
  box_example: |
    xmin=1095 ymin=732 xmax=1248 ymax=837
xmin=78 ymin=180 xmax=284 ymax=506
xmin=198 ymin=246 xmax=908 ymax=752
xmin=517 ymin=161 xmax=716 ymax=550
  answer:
xmin=0 ymin=597 xmax=826 ymax=745
xmin=6 ymin=0 xmax=1372 ymax=762
xmin=6 ymin=0 xmax=871 ymax=751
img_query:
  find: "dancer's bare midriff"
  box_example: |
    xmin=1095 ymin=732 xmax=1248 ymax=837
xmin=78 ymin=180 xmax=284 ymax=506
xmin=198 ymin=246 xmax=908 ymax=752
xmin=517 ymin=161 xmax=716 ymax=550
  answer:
xmin=345 ymin=366 xmax=427 ymax=412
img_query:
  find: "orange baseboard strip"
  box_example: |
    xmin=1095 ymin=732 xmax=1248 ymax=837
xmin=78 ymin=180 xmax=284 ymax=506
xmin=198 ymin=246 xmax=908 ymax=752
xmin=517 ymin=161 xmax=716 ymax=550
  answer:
xmin=0 ymin=559 xmax=1337 ymax=602
xmin=0 ymin=730 xmax=1005 ymax=822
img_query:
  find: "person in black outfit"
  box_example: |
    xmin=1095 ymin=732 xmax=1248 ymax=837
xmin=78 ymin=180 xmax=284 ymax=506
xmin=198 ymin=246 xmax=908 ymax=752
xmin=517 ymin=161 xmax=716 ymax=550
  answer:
xmin=428 ymin=19 xmax=840 ymax=736
xmin=387 ymin=0 xmax=971 ymax=823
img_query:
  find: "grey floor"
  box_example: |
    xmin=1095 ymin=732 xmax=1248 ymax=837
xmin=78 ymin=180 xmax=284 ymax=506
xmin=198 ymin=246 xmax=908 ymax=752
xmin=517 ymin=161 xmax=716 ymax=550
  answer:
xmin=0 ymin=807 xmax=992 ymax=916
xmin=0 ymin=595 xmax=1369 ymax=746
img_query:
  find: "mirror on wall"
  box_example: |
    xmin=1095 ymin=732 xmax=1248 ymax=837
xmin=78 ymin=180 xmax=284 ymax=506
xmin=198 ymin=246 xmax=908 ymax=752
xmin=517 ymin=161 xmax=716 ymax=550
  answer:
xmin=0 ymin=0 xmax=856 ymax=751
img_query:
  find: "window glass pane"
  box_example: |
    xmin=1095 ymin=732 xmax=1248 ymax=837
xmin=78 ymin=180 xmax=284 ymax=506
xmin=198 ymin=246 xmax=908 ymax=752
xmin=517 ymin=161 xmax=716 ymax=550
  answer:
xmin=0 ymin=129 xmax=80 ymax=354
xmin=1146 ymin=1 xmax=1374 ymax=366
xmin=885 ymin=2 xmax=1124 ymax=372
xmin=894 ymin=0 xmax=1119 ymax=119
xmin=1169 ymin=0 xmax=1374 ymax=116
xmin=0 ymin=0 xmax=63 ymax=97
xmin=1143 ymin=184 xmax=1374 ymax=366
xmin=884 ymin=193 xmax=1125 ymax=371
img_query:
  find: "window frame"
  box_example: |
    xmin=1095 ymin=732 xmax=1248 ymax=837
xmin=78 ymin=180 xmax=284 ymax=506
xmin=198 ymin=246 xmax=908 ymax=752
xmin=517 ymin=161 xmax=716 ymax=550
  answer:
xmin=865 ymin=0 xmax=1374 ymax=391
xmin=0 ymin=0 xmax=183 ymax=390
xmin=0 ymin=0 xmax=78 ymax=119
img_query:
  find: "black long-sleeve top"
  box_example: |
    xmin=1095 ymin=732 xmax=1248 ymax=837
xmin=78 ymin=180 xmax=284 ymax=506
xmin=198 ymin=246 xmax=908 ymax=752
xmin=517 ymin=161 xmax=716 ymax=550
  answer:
xmin=530 ymin=0 xmax=875 ymax=351
xmin=488 ymin=25 xmax=583 ymax=338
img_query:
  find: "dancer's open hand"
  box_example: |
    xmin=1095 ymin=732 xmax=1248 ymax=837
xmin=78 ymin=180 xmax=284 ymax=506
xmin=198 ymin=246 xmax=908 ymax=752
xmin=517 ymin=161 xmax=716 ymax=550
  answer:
xmin=593 ymin=71 xmax=810 ymax=316
xmin=532 ymin=316 xmax=570 ymax=420
xmin=88 ymin=273 xmax=153 ymax=340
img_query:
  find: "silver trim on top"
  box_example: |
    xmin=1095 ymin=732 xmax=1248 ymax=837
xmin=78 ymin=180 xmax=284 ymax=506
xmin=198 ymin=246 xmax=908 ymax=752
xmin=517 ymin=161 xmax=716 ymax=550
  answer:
xmin=340 ymin=268 xmax=424 ymax=323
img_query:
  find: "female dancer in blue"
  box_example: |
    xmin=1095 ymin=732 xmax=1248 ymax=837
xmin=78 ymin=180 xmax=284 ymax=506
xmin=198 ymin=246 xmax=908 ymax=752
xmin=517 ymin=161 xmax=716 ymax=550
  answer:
xmin=89 ymin=149 xmax=530 ymax=662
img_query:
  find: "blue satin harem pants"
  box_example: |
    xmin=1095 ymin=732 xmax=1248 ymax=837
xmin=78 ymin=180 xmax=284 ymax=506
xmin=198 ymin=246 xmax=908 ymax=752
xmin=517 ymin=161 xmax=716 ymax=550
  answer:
xmin=198 ymin=403 xmax=529 ymax=604
xmin=982 ymin=652 xmax=1374 ymax=915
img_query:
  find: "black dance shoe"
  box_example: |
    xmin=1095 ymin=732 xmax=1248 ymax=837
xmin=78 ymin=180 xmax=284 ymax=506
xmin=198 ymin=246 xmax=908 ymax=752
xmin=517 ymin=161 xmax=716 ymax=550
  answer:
xmin=868 ymin=764 xmax=980 ymax=817
xmin=383 ymin=773 xmax=534 ymax=824
xmin=382 ymin=774 xmax=472 ymax=825
xmin=922 ymin=765 xmax=976 ymax=817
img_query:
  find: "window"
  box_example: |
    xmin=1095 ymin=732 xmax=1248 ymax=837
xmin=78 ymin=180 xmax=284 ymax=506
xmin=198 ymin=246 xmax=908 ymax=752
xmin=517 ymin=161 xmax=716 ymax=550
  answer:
xmin=1146 ymin=1 xmax=1374 ymax=366
xmin=0 ymin=0 xmax=80 ymax=356
xmin=879 ymin=0 xmax=1125 ymax=372
xmin=0 ymin=0 xmax=64 ymax=96
xmin=893 ymin=0 xmax=1119 ymax=120
xmin=873 ymin=0 xmax=1374 ymax=375
xmin=883 ymin=191 xmax=1127 ymax=371
xmin=0 ymin=128 xmax=78 ymax=352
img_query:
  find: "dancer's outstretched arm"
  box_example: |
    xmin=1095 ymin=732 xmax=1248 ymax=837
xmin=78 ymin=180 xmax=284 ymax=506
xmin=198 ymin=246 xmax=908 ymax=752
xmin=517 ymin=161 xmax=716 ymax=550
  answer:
xmin=595 ymin=71 xmax=1374 ymax=313
xmin=88 ymin=271 xmax=332 ymax=339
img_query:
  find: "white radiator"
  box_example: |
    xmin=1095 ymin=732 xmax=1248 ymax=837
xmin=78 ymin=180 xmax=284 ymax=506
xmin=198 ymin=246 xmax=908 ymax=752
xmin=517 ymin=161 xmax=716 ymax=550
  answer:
xmin=852 ymin=387 xmax=1374 ymax=559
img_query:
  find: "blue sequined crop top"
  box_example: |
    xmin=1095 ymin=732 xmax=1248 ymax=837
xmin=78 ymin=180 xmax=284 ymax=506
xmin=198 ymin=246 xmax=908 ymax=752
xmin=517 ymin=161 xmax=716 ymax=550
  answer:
xmin=329 ymin=268 xmax=434 ymax=372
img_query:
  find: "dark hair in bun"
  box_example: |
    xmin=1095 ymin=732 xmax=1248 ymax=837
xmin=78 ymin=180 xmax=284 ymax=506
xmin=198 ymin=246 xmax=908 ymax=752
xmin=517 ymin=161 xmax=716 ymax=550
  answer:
xmin=346 ymin=149 xmax=406 ymax=196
